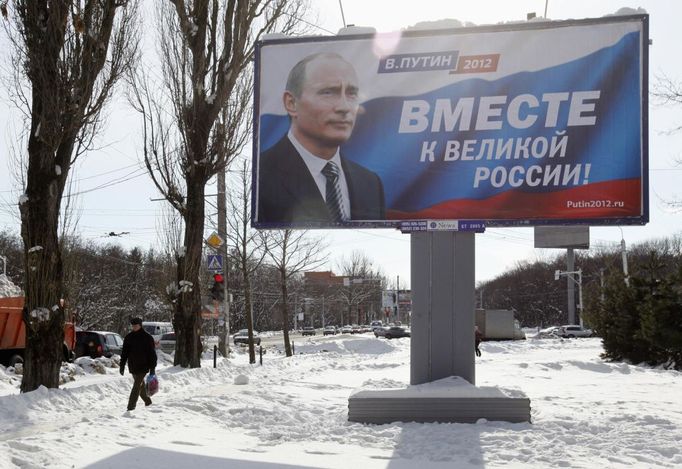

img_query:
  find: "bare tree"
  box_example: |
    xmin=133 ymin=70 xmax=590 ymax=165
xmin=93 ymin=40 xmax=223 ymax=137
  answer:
xmin=653 ymin=74 xmax=682 ymax=210
xmin=128 ymin=0 xmax=305 ymax=367
xmin=653 ymin=74 xmax=682 ymax=108
xmin=156 ymin=203 xmax=183 ymax=313
xmin=2 ymin=0 xmax=139 ymax=391
xmin=157 ymin=203 xmax=184 ymax=261
xmin=267 ymin=230 xmax=327 ymax=356
xmin=335 ymin=251 xmax=382 ymax=324
xmin=226 ymin=160 xmax=268 ymax=363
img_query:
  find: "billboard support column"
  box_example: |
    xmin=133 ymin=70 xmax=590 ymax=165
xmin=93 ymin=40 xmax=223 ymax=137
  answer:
xmin=411 ymin=231 xmax=475 ymax=386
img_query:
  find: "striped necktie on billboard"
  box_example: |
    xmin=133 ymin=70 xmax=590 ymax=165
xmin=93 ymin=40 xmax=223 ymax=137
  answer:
xmin=321 ymin=161 xmax=345 ymax=222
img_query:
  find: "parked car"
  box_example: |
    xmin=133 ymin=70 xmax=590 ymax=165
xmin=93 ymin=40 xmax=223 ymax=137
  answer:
xmin=142 ymin=321 xmax=173 ymax=348
xmin=323 ymin=326 xmax=337 ymax=336
xmin=374 ymin=327 xmax=388 ymax=338
xmin=302 ymin=326 xmax=316 ymax=336
xmin=340 ymin=325 xmax=353 ymax=334
xmin=383 ymin=326 xmax=411 ymax=339
xmin=75 ymin=331 xmax=123 ymax=358
xmin=558 ymin=325 xmax=593 ymax=338
xmin=370 ymin=320 xmax=384 ymax=332
xmin=351 ymin=325 xmax=362 ymax=334
xmin=536 ymin=326 xmax=563 ymax=338
xmin=233 ymin=329 xmax=261 ymax=346
xmin=159 ymin=332 xmax=176 ymax=354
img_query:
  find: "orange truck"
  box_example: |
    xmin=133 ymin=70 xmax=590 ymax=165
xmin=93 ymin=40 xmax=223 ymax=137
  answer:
xmin=0 ymin=296 xmax=76 ymax=367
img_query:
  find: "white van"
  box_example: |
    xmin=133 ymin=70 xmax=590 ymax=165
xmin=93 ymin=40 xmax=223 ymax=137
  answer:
xmin=142 ymin=322 xmax=173 ymax=347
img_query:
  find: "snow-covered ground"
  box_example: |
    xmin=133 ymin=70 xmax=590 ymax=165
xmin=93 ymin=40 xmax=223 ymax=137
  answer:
xmin=1 ymin=335 xmax=681 ymax=468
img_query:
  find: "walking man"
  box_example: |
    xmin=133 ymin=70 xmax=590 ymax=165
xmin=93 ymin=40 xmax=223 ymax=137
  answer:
xmin=120 ymin=317 xmax=157 ymax=411
xmin=475 ymin=325 xmax=483 ymax=357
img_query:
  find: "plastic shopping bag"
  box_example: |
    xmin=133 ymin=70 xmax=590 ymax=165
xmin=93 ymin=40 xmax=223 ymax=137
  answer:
xmin=145 ymin=374 xmax=159 ymax=396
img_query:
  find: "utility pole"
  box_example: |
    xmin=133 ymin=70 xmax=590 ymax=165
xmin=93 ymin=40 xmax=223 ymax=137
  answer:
xmin=566 ymin=248 xmax=576 ymax=325
xmin=396 ymin=275 xmax=400 ymax=324
xmin=217 ymin=169 xmax=230 ymax=357
xmin=621 ymin=239 xmax=629 ymax=286
xmin=555 ymin=269 xmax=583 ymax=327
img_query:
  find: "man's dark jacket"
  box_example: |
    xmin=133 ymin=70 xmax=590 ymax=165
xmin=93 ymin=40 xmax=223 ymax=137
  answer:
xmin=120 ymin=329 xmax=157 ymax=374
xmin=257 ymin=136 xmax=385 ymax=224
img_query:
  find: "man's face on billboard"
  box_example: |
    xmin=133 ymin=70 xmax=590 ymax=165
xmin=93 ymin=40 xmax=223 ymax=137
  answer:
xmin=285 ymin=56 xmax=360 ymax=158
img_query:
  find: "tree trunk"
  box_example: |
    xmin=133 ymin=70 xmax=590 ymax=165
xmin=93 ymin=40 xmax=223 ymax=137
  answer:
xmin=173 ymin=179 xmax=205 ymax=368
xmin=19 ymin=212 xmax=65 ymax=391
xmin=20 ymin=212 xmax=65 ymax=391
xmin=280 ymin=268 xmax=292 ymax=357
xmin=19 ymin=125 xmax=67 ymax=392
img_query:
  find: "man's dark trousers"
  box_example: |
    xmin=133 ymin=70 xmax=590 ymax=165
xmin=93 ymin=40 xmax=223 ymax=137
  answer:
xmin=127 ymin=373 xmax=151 ymax=410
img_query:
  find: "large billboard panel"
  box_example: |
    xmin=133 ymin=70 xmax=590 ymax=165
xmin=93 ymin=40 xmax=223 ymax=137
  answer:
xmin=252 ymin=16 xmax=648 ymax=229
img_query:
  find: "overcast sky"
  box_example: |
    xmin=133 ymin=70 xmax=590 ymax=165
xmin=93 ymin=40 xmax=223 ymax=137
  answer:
xmin=1 ymin=0 xmax=681 ymax=288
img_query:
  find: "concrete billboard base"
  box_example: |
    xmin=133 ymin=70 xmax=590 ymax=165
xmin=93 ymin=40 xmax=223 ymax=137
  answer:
xmin=348 ymin=376 xmax=531 ymax=424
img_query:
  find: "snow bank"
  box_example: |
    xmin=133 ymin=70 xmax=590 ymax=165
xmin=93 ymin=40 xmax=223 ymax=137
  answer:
xmin=293 ymin=336 xmax=398 ymax=355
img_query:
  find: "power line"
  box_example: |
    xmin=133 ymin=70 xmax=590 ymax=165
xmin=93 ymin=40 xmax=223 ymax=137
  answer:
xmin=265 ymin=4 xmax=336 ymax=35
xmin=66 ymin=168 xmax=148 ymax=198
xmin=0 ymin=162 xmax=145 ymax=194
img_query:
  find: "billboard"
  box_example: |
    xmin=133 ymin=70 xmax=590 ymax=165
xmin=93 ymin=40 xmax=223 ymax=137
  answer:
xmin=252 ymin=15 xmax=648 ymax=229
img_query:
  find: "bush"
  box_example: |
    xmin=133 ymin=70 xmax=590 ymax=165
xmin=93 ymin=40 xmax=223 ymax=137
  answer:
xmin=594 ymin=253 xmax=682 ymax=369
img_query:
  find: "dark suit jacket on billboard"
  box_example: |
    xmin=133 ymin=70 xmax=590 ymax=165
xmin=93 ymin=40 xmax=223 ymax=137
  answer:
xmin=257 ymin=136 xmax=385 ymax=224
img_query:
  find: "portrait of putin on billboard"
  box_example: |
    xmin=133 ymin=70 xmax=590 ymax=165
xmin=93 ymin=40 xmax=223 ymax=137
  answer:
xmin=256 ymin=52 xmax=385 ymax=227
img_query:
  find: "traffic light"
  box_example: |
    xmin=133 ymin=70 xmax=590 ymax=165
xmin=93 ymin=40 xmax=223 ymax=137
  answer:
xmin=210 ymin=273 xmax=225 ymax=302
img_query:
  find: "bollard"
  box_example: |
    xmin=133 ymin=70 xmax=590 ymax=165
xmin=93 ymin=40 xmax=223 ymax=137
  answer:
xmin=292 ymin=341 xmax=295 ymax=355
xmin=213 ymin=344 xmax=217 ymax=368
xmin=259 ymin=345 xmax=263 ymax=365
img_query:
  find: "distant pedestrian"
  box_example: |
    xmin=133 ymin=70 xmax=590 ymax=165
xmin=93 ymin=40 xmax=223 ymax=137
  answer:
xmin=120 ymin=317 xmax=157 ymax=411
xmin=475 ymin=326 xmax=483 ymax=357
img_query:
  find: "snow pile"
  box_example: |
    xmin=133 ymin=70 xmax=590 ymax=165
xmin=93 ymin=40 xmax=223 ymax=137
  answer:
xmin=607 ymin=7 xmax=647 ymax=16
xmin=292 ymin=336 xmax=398 ymax=355
xmin=73 ymin=356 xmax=119 ymax=375
xmin=0 ymin=274 xmax=22 ymax=297
xmin=408 ymin=18 xmax=476 ymax=31
xmin=233 ymin=374 xmax=249 ymax=385
xmin=0 ymin=365 xmax=22 ymax=392
xmin=351 ymin=375 xmax=528 ymax=399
